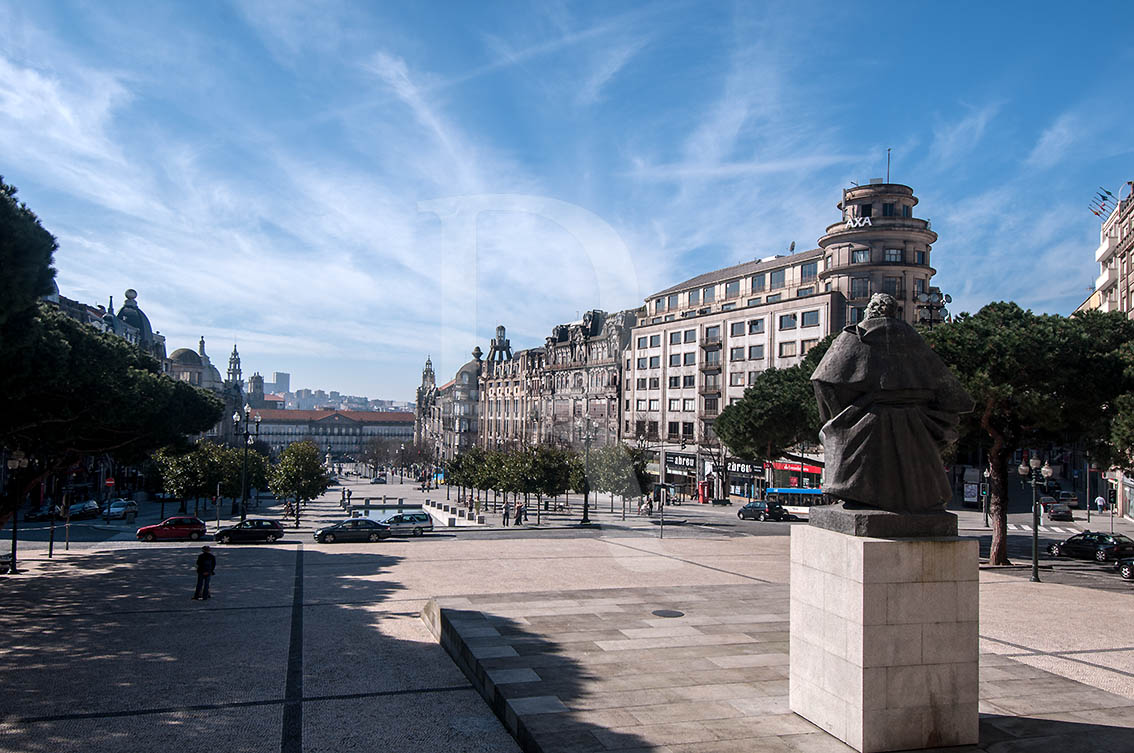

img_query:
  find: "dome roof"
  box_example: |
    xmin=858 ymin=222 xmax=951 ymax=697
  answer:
xmin=116 ymin=289 xmax=153 ymax=346
xmin=169 ymin=348 xmax=203 ymax=366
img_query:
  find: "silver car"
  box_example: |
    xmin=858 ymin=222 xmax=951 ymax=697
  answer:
xmin=381 ymin=511 xmax=433 ymax=537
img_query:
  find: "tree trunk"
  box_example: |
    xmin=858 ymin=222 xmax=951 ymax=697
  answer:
xmin=982 ymin=402 xmax=1012 ymax=566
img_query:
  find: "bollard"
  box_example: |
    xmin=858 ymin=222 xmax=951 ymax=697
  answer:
xmin=447 ymin=517 xmax=456 ymax=527
xmin=477 ymin=514 xmax=486 ymax=524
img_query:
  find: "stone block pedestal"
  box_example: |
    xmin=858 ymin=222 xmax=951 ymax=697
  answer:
xmin=789 ymin=525 xmax=979 ymax=753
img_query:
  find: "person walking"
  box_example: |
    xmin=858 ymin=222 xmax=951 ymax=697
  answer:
xmin=514 ymin=501 xmax=524 ymax=527
xmin=502 ymin=500 xmax=511 ymax=527
xmin=193 ymin=545 xmax=216 ymax=600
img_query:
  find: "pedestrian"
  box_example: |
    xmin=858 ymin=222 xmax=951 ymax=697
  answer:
xmin=514 ymin=501 xmax=524 ymax=526
xmin=1096 ymin=494 xmax=1107 ymax=513
xmin=193 ymin=545 xmax=216 ymax=601
xmin=502 ymin=500 xmax=511 ymax=526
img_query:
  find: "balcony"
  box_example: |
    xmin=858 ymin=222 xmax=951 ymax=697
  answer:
xmin=699 ymin=384 xmax=722 ymax=396
xmin=701 ymin=337 xmax=721 ymax=348
xmin=699 ymin=360 xmax=722 ymax=372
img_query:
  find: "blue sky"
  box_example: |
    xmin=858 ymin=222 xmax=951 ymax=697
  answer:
xmin=2 ymin=1 xmax=1132 ymax=400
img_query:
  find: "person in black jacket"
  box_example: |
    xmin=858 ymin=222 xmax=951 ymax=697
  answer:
xmin=193 ymin=546 xmax=216 ymax=600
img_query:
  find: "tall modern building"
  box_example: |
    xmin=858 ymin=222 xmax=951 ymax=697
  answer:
xmin=1087 ymin=181 xmax=1134 ymax=315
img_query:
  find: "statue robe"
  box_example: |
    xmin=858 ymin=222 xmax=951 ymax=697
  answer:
xmin=810 ymin=317 xmax=973 ymax=513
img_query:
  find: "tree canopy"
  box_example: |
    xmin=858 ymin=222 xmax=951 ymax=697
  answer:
xmin=269 ymin=440 xmax=329 ymax=506
xmin=0 ymin=177 xmax=57 ymax=349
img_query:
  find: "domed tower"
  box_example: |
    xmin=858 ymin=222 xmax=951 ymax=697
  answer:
xmin=485 ymin=324 xmax=513 ymax=375
xmin=247 ymin=372 xmax=266 ymax=408
xmin=422 ymin=356 xmax=435 ymax=390
xmin=116 ymin=289 xmax=154 ymax=348
xmin=817 ymin=182 xmax=938 ymax=325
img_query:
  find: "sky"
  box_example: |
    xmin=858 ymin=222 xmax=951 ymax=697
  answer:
xmin=2 ymin=1 xmax=1133 ymax=401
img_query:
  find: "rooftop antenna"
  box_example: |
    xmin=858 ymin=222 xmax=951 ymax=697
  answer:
xmin=886 ymin=147 xmax=892 ymax=183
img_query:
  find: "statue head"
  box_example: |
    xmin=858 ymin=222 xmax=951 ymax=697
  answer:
xmin=865 ymin=293 xmax=897 ymax=320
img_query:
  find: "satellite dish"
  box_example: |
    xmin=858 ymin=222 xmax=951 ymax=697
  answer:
xmin=789 ymin=241 xmax=795 ymax=252
xmin=944 ymin=294 xmax=952 ymax=304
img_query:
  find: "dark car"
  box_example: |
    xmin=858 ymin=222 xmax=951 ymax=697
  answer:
xmin=1047 ymin=531 xmax=1134 ymax=562
xmin=314 ymin=519 xmax=391 ymax=543
xmin=137 ymin=516 xmax=207 ymax=541
xmin=710 ymin=498 xmax=733 ymax=506
xmin=737 ymin=500 xmax=791 ymax=522
xmin=66 ymin=500 xmax=102 ymax=520
xmin=1046 ymin=503 xmax=1074 ymax=522
xmin=1115 ymin=557 xmax=1134 ymax=580
xmin=24 ymin=504 xmax=62 ymax=522
xmin=370 ymin=476 xmax=388 ymax=484
xmin=214 ymin=519 xmax=285 ymax=545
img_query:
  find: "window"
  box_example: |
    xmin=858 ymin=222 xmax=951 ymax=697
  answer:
xmin=883 ymin=277 xmax=902 ymax=297
xmin=751 ymin=273 xmax=766 ymax=292
xmin=801 ymin=310 xmax=820 ymax=327
xmin=915 ymin=278 xmax=927 ymax=295
xmin=648 ymin=356 xmax=660 ymax=369
xmin=766 ymin=293 xmax=782 ymax=303
xmin=637 ymin=336 xmax=647 ymax=349
xmin=730 ymin=322 xmax=745 ymax=336
xmin=747 ymin=297 xmax=762 ymax=307
xmin=882 ymin=202 xmax=895 ymax=217
xmin=779 ymin=313 xmax=797 ymax=330
xmin=725 ymin=279 xmax=741 ymax=298
xmin=721 ymin=302 xmax=736 ymax=311
xmin=748 ymin=370 xmax=761 ymax=385
xmin=730 ymin=347 xmax=745 ymax=360
xmin=852 ymin=248 xmax=870 ymax=264
xmin=703 ymin=286 xmax=716 ymax=303
xmin=688 ymin=289 xmax=700 ymax=305
xmin=749 ymin=344 xmax=765 ymax=359
xmin=705 ymin=350 xmax=721 ymax=366
xmin=730 ymin=372 xmax=746 ymax=386
xmin=667 ymin=293 xmax=679 ymax=310
xmin=779 ymin=341 xmax=797 ymax=358
xmin=796 ymin=287 xmax=814 ymax=297
xmin=851 ymin=278 xmax=870 ymax=299
xmin=681 ymin=352 xmax=695 ymax=366
xmin=668 ymin=421 xmax=680 ymax=438
xmin=704 ymin=397 xmax=719 ymax=414
xmin=637 ymin=357 xmax=647 ymax=369
xmin=636 ymin=377 xmax=647 ymax=389
xmin=648 ymin=399 xmax=660 ymax=411
xmin=859 ymin=203 xmax=872 ymax=218
xmin=655 ymin=297 xmax=666 ymax=313
xmin=800 ymin=262 xmax=817 ymax=282
xmin=626 ymin=358 xmax=631 ymax=369
xmin=884 ymin=248 xmax=903 ymax=263
xmin=670 ymin=331 xmax=681 ymax=345
xmin=684 ymin=329 xmax=696 ymax=343
xmin=769 ymin=269 xmax=785 ymax=289
xmin=824 ymin=255 xmax=832 ymax=270
xmin=703 ymin=373 xmax=720 ymax=390
xmin=648 ymin=377 xmax=660 ymax=389
xmin=705 ymin=325 xmax=720 ymax=342
xmin=668 ymin=376 xmax=680 ymax=388
xmin=683 ymin=398 xmax=695 ymax=411
xmin=682 ymin=374 xmax=695 ymax=388
xmin=802 ymin=339 xmax=819 ymax=354
xmin=668 ymin=399 xmax=681 ymax=411
xmin=664 ymin=314 xmax=675 ymax=322
xmin=916 ymin=250 xmax=926 ymax=265
xmin=649 ymin=334 xmax=661 ymax=347
xmin=749 ymin=319 xmax=765 ymax=334
xmin=636 ymin=399 xmax=646 ymax=411
xmin=903 ymin=205 xmax=912 ymax=218
xmin=682 ymin=422 xmax=694 ymax=437
xmin=849 ymin=306 xmax=866 ymax=323
xmin=669 ymin=353 xmax=681 ymax=367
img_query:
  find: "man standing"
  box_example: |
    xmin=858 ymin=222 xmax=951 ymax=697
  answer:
xmin=193 ymin=545 xmax=216 ymax=600
xmin=502 ymin=499 xmax=511 ymax=527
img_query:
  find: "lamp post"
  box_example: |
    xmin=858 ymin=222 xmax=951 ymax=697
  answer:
xmin=577 ymin=417 xmax=594 ymax=525
xmin=1017 ymin=456 xmax=1053 ymax=583
xmin=399 ymin=444 xmax=405 ymax=483
xmin=916 ymin=290 xmax=951 ymax=328
xmin=6 ymin=450 xmax=29 ymax=574
xmin=231 ymin=405 xmax=261 ymax=521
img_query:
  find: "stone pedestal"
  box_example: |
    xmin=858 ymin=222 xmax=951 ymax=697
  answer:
xmin=789 ymin=525 xmax=979 ymax=753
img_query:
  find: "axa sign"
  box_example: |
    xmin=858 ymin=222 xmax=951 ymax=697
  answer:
xmin=845 ymin=216 xmax=872 ymax=228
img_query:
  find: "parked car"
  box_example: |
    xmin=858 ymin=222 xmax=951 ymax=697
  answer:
xmin=370 ymin=475 xmax=388 ymax=484
xmin=1038 ymin=495 xmax=1058 ymax=510
xmin=737 ymin=500 xmax=792 ymax=522
xmin=104 ymin=499 xmax=139 ymax=520
xmin=1047 ymin=531 xmax=1134 ymax=562
xmin=137 ymin=516 xmax=207 ymax=541
xmin=1046 ymin=503 xmax=1074 ymax=522
xmin=66 ymin=500 xmax=102 ymax=519
xmin=314 ymin=519 xmax=391 ymax=543
xmin=710 ymin=498 xmax=733 ymax=506
xmin=24 ymin=504 xmax=62 ymax=522
xmin=381 ymin=511 xmax=433 ymax=536
xmin=1057 ymin=491 xmax=1079 ymax=507
xmin=214 ymin=519 xmax=285 ymax=544
xmin=1115 ymin=557 xmax=1134 ymax=580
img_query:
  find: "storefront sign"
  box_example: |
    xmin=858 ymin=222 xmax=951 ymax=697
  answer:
xmin=665 ymin=452 xmax=696 ymax=470
xmin=726 ymin=459 xmax=764 ymax=477
xmin=770 ymin=460 xmax=823 ymax=475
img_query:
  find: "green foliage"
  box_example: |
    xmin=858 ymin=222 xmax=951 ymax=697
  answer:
xmin=269 ymin=440 xmax=329 ymax=504
xmin=0 ymin=177 xmax=57 ymax=345
xmin=591 ymin=443 xmax=648 ymax=499
xmin=715 ymin=336 xmax=833 ymax=463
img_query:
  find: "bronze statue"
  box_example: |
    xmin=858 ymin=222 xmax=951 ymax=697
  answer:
xmin=811 ymin=294 xmax=973 ymax=515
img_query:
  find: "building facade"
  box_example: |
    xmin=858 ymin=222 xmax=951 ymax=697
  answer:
xmin=252 ymin=408 xmax=414 ymax=459
xmin=480 ymin=333 xmax=546 ymax=449
xmin=416 ymin=349 xmax=483 ymax=460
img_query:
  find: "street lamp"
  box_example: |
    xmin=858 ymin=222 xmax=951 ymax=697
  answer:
xmin=399 ymin=444 xmax=405 ymax=483
xmin=1017 ymin=456 xmax=1053 ymax=583
xmin=232 ymin=405 xmax=261 ymax=521
xmin=916 ymin=290 xmax=951 ymax=328
xmin=6 ymin=450 xmax=29 ymax=574
xmin=577 ymin=417 xmax=594 ymax=524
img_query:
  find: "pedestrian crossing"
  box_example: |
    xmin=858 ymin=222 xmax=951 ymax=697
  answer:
xmin=1006 ymin=523 xmax=1079 ymax=534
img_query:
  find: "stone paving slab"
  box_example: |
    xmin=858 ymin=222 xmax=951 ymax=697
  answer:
xmin=425 ymin=584 xmax=1134 ymax=753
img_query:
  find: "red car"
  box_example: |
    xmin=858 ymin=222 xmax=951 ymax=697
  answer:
xmin=137 ymin=516 xmax=206 ymax=542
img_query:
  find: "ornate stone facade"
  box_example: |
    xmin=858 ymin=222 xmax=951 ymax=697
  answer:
xmin=415 ymin=349 xmax=483 ymax=460
xmin=480 ymin=337 xmax=545 ymax=449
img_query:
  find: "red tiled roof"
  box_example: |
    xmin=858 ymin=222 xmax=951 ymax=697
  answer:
xmin=251 ymin=409 xmax=414 ymax=423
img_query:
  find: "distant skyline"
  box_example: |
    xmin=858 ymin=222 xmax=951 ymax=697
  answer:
xmin=3 ymin=1 xmax=1133 ymax=400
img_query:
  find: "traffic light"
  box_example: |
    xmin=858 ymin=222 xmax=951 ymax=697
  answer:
xmin=1108 ymin=486 xmax=1118 ymax=507
xmin=680 ymin=438 xmax=687 ymax=450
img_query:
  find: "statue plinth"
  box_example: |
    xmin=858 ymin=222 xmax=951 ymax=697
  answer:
xmin=810 ymin=502 xmax=957 ymax=538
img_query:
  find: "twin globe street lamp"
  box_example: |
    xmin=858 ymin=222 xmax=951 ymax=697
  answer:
xmin=232 ymin=405 xmax=261 ymax=521
xmin=1018 ymin=456 xmax=1053 ymax=583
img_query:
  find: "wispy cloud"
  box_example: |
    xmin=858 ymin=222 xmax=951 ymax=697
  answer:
xmin=575 ymin=38 xmax=647 ymax=106
xmin=1026 ymin=111 xmax=1084 ymax=169
xmin=928 ymin=103 xmax=1000 ymax=165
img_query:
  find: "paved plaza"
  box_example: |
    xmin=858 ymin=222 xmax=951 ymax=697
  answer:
xmin=2 ymin=480 xmax=1134 ymax=752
